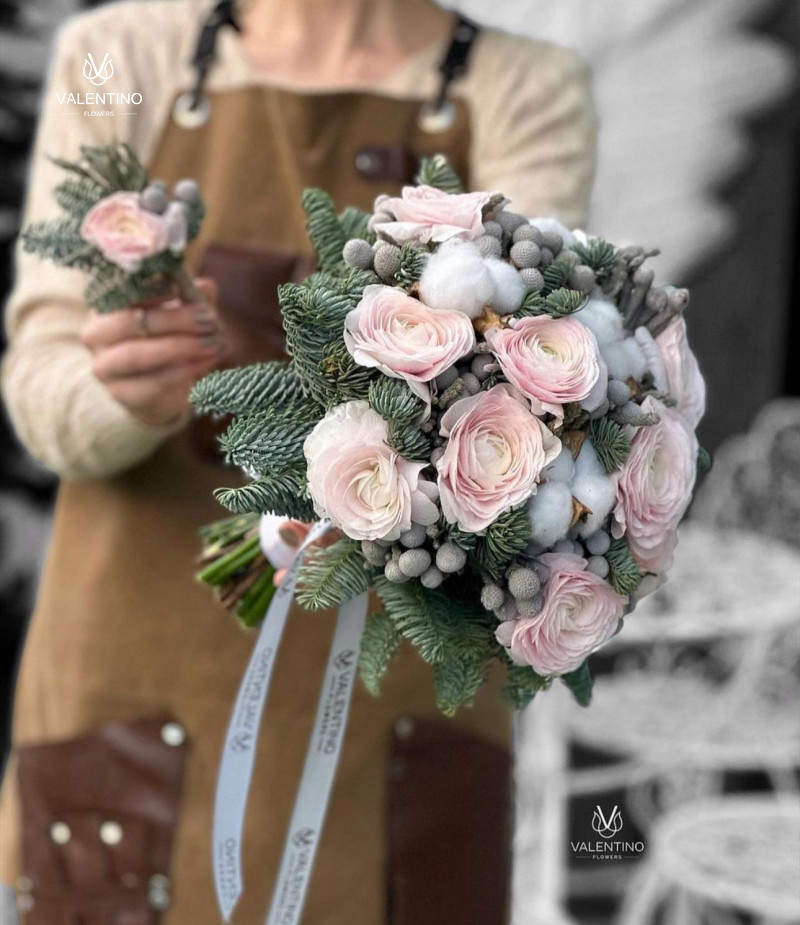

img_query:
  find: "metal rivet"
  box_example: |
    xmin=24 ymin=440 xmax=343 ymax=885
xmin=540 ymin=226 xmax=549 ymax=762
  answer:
xmin=160 ymin=722 xmax=186 ymax=747
xmin=417 ymin=101 xmax=456 ymax=134
xmin=49 ymin=821 xmax=71 ymax=845
xmin=394 ymin=716 xmax=415 ymax=739
xmin=172 ymin=91 xmax=211 ymax=130
xmin=148 ymin=874 xmax=171 ymax=911
xmin=99 ymin=820 xmax=124 ymax=845
xmin=15 ymin=876 xmax=32 ymax=893
xmin=18 ymin=893 xmax=34 ymax=913
xmin=355 ymin=151 xmax=377 ymax=173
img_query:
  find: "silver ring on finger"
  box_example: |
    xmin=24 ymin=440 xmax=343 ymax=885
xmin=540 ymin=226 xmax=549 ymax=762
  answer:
xmin=134 ymin=308 xmax=152 ymax=337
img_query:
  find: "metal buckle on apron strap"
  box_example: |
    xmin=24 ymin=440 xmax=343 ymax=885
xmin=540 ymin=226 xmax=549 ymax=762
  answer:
xmin=173 ymin=0 xmax=240 ymax=129
xmin=417 ymin=15 xmax=480 ymax=134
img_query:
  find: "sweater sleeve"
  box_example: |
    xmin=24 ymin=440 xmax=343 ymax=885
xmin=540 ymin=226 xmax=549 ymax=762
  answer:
xmin=1 ymin=6 xmax=193 ymax=480
xmin=466 ymin=35 xmax=596 ymax=228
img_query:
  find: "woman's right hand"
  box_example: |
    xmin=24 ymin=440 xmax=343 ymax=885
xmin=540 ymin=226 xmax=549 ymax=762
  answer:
xmin=80 ymin=279 xmax=226 ymax=427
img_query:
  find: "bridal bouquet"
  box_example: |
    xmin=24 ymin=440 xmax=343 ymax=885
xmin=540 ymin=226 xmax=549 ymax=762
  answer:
xmin=194 ymin=157 xmax=708 ymax=715
xmin=20 ymin=143 xmax=204 ymax=311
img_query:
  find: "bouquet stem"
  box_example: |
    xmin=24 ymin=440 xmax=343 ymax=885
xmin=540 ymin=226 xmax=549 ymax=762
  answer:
xmin=175 ymin=265 xmax=205 ymax=304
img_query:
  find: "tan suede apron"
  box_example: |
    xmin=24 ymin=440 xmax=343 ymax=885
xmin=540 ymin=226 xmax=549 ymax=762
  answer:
xmin=1 ymin=85 xmax=512 ymax=924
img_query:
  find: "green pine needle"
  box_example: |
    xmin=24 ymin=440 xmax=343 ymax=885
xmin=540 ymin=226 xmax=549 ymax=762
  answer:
xmin=339 ymin=206 xmax=375 ymax=244
xmin=561 ymin=660 xmax=593 ymax=706
xmin=433 ymin=655 xmax=488 ymax=716
xmin=605 ymin=537 xmax=644 ymax=595
xmin=394 ymin=244 xmax=429 ymax=289
xmin=368 ymin=377 xmax=424 ymax=425
xmin=302 ymin=188 xmax=348 ymax=273
xmin=502 ymin=662 xmax=549 ymax=710
xmin=414 ymin=155 xmax=464 ymax=193
xmin=589 ymin=418 xmax=632 ymax=472
xmin=191 ymin=361 xmax=304 ymax=417
xmin=476 ymin=505 xmax=533 ymax=581
xmin=697 ymin=446 xmax=713 ymax=472
xmin=387 ymin=419 xmax=431 ymax=461
xmin=296 ymin=537 xmax=372 ymax=610
xmin=570 ymin=236 xmax=617 ymax=284
xmin=358 ymin=610 xmax=402 ymax=697
xmin=213 ymin=470 xmax=315 ymax=521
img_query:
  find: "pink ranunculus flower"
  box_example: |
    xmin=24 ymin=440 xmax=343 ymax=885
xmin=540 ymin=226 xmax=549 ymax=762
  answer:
xmin=436 ymin=384 xmax=560 ymax=532
xmin=488 ymin=316 xmax=607 ymax=422
xmin=612 ymin=396 xmax=698 ymax=573
xmin=344 ymin=285 xmax=476 ymax=401
xmin=372 ymin=185 xmax=494 ymax=245
xmin=304 ymin=401 xmax=439 ymax=542
xmin=496 ymin=553 xmax=626 ymax=675
xmin=656 ymin=317 xmax=706 ymax=429
xmin=80 ymin=191 xmax=169 ymax=273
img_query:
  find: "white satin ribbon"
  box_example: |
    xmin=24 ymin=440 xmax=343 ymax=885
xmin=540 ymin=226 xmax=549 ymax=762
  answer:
xmin=213 ymin=519 xmax=331 ymax=921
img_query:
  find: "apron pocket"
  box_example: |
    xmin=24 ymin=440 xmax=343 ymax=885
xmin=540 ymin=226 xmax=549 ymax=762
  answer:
xmin=15 ymin=717 xmax=187 ymax=923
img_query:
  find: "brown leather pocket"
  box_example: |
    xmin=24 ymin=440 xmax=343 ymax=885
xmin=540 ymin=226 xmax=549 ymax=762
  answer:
xmin=15 ymin=718 xmax=187 ymax=923
xmin=386 ymin=717 xmax=511 ymax=925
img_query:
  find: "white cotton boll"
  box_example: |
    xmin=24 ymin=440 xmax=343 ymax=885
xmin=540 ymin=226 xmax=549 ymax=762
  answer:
xmin=484 ymin=257 xmax=526 ymax=315
xmin=259 ymin=513 xmax=296 ymax=569
xmin=574 ymin=438 xmax=606 ymax=479
xmin=542 ymin=444 xmax=576 ymax=484
xmin=635 ymin=326 xmax=669 ymax=392
xmin=418 ymin=240 xmax=494 ymax=319
xmin=528 ymin=481 xmax=574 ymax=548
xmin=528 ymin=217 xmax=577 ymax=248
xmin=572 ymin=473 xmax=617 ymax=538
xmin=602 ymin=338 xmax=648 ymax=382
xmin=574 ymin=298 xmax=625 ymax=346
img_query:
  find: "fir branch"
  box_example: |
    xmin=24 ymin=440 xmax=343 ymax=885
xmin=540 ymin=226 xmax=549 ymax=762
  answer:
xmin=358 ymin=610 xmax=402 ymax=696
xmin=541 ymin=257 xmax=573 ymax=293
xmin=20 ymin=218 xmax=88 ymax=264
xmin=440 ymin=518 xmax=479 ymax=551
xmin=502 ymin=662 xmax=549 ymax=709
xmin=605 ymin=537 xmax=644 ymax=595
xmin=697 ymin=446 xmax=713 ymax=472
xmin=296 ymin=537 xmax=372 ymax=610
xmin=319 ymin=339 xmax=375 ymax=405
xmin=368 ymin=377 xmax=424 ymax=425
xmin=589 ymin=418 xmax=631 ymax=472
xmin=394 ymin=244 xmax=428 ymax=289
xmin=302 ymin=188 xmax=348 ymax=273
xmin=339 ymin=206 xmax=375 ymax=244
xmin=561 ymin=660 xmax=593 ymax=706
xmin=543 ymin=287 xmax=587 ymax=317
xmin=476 ymin=505 xmax=532 ymax=581
xmin=375 ymin=578 xmax=495 ymax=667
xmin=387 ymin=419 xmax=432 ymax=461
xmin=219 ymin=404 xmax=319 ymax=475
xmin=214 ymin=469 xmax=315 ymax=520
xmin=415 ymin=155 xmax=464 ymax=193
xmin=191 ymin=361 xmax=304 ymax=416
xmin=570 ymin=237 xmax=617 ymax=284
xmin=54 ymin=176 xmax=105 ymax=218
xmin=433 ymin=654 xmax=489 ymax=716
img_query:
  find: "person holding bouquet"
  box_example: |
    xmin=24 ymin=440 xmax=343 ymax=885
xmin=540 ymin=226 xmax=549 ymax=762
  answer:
xmin=0 ymin=0 xmax=595 ymax=921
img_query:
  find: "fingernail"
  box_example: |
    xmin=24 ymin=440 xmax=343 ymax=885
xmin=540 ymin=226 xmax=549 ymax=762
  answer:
xmin=199 ymin=333 xmax=220 ymax=349
xmin=194 ymin=307 xmax=216 ymax=327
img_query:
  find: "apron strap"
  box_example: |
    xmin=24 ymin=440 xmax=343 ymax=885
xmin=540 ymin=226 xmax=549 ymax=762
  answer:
xmin=433 ymin=15 xmax=481 ymax=113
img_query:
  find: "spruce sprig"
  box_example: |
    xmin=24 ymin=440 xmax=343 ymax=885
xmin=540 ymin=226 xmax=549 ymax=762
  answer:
xmin=296 ymin=537 xmax=372 ymax=610
xmin=358 ymin=610 xmax=402 ymax=696
xmin=589 ymin=418 xmax=632 ymax=472
xmin=606 ymin=538 xmax=644 ymax=595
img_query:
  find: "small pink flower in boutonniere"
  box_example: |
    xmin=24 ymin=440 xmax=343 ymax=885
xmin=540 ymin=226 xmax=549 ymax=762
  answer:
xmin=80 ymin=191 xmax=172 ymax=273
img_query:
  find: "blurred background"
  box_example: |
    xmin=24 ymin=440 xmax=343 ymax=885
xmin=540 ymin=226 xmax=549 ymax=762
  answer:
xmin=0 ymin=1 xmax=798 ymax=923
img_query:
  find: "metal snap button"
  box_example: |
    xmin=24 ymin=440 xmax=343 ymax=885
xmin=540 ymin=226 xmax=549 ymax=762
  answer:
xmin=417 ymin=101 xmax=456 ymax=134
xmin=394 ymin=716 xmax=415 ymax=739
xmin=49 ymin=821 xmax=71 ymax=845
xmin=160 ymin=722 xmax=186 ymax=747
xmin=172 ymin=91 xmax=211 ymax=129
xmin=99 ymin=820 xmax=124 ymax=845
xmin=148 ymin=874 xmax=171 ymax=911
xmin=355 ymin=151 xmax=378 ymax=174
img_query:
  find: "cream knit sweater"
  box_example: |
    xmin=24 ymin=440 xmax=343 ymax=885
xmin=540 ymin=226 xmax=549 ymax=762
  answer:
xmin=2 ymin=0 xmax=595 ymax=480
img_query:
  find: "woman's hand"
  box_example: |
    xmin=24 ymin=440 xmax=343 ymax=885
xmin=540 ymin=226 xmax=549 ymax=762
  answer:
xmin=81 ymin=278 xmax=226 ymax=427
